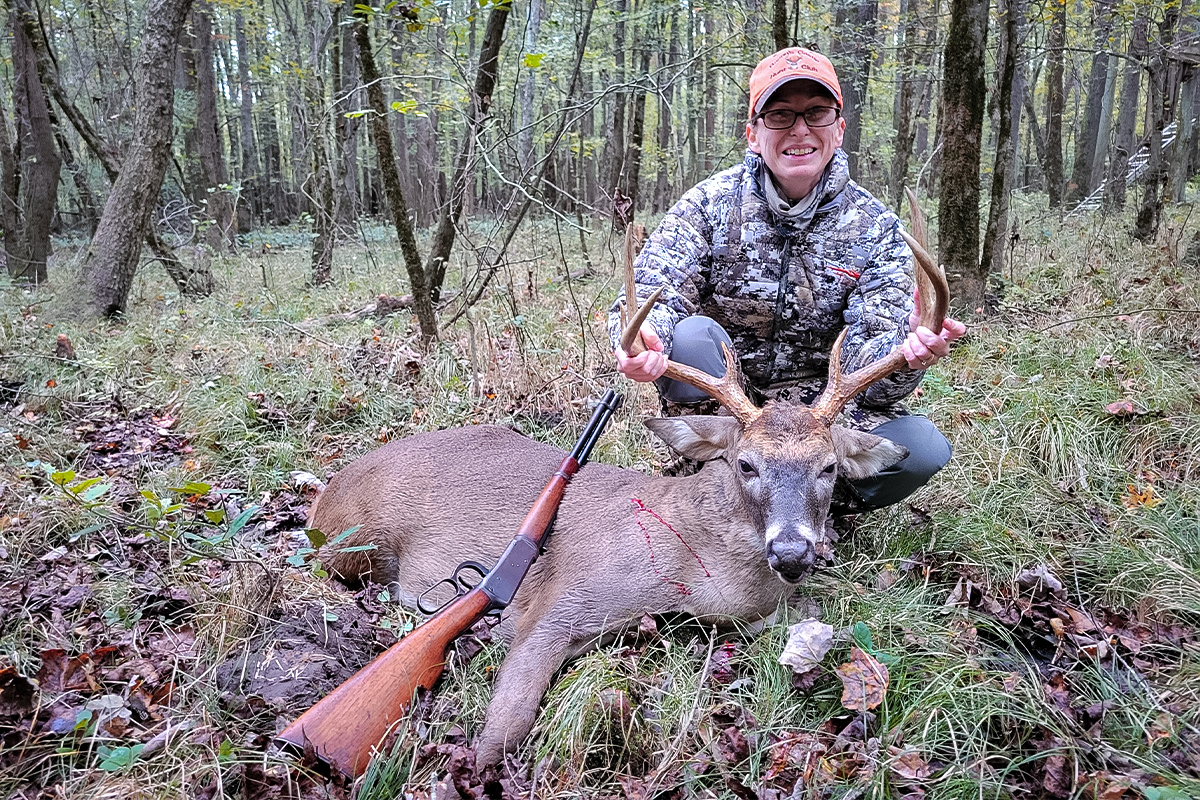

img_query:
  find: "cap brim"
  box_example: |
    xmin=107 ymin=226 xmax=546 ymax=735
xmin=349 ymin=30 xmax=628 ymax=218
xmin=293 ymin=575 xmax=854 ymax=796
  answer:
xmin=754 ymin=76 xmax=842 ymax=114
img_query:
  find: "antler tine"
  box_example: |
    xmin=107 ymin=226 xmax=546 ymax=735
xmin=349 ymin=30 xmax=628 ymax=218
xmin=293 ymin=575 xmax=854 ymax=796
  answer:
xmin=617 ymin=227 xmax=761 ymax=425
xmin=810 ymin=193 xmax=950 ymax=425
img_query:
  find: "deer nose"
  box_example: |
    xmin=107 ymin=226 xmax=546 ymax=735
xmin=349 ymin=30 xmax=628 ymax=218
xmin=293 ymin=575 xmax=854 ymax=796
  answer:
xmin=767 ymin=535 xmax=816 ymax=582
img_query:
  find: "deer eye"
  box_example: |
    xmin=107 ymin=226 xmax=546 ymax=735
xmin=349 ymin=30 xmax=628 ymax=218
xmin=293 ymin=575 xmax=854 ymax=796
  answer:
xmin=737 ymin=459 xmax=758 ymax=478
xmin=821 ymin=463 xmax=836 ymax=475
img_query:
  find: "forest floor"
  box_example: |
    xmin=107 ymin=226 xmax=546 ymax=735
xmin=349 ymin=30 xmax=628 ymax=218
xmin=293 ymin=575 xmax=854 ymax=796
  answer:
xmin=1 ymin=200 xmax=1200 ymax=800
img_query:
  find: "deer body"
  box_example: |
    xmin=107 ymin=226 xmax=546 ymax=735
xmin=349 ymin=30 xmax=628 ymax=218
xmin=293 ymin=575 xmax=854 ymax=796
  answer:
xmin=315 ymin=406 xmax=904 ymax=764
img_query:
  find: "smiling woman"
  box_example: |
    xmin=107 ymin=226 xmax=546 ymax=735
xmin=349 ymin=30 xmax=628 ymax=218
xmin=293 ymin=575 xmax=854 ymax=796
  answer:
xmin=611 ymin=47 xmax=967 ymax=523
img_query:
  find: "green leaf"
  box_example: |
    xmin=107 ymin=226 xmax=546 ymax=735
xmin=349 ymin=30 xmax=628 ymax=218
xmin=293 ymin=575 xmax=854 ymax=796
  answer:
xmin=204 ymin=509 xmax=226 ymax=524
xmin=98 ymin=744 xmax=144 ymax=771
xmin=80 ymin=482 xmax=111 ymax=503
xmin=334 ymin=544 xmax=377 ymax=554
xmin=70 ymin=476 xmax=103 ymax=495
xmin=327 ymin=524 xmax=362 ymax=546
xmin=169 ymin=481 xmax=212 ymax=495
xmin=304 ymin=527 xmax=328 ymax=548
xmin=851 ymin=621 xmax=874 ymax=651
xmin=343 ymin=109 xmax=370 ymax=119
xmin=218 ymin=739 xmax=234 ymax=759
xmin=1142 ymin=789 xmax=1192 ymax=800
xmin=51 ymin=470 xmax=76 ymax=486
xmin=70 ymin=523 xmax=105 ymax=542
xmin=523 ymin=52 xmax=545 ymax=68
xmin=226 ymin=506 xmax=259 ymax=538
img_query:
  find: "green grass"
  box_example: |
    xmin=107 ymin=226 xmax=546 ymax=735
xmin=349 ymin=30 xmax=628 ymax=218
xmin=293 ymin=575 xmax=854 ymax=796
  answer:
xmin=2 ymin=207 xmax=1200 ymax=798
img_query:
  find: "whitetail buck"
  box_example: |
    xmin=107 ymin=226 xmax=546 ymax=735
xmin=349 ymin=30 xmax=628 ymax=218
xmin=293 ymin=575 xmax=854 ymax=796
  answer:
xmin=312 ymin=209 xmax=948 ymax=766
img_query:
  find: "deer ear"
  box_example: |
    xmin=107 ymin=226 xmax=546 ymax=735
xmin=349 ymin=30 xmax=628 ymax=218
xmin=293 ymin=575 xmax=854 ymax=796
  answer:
xmin=645 ymin=416 xmax=742 ymax=461
xmin=830 ymin=426 xmax=908 ymax=481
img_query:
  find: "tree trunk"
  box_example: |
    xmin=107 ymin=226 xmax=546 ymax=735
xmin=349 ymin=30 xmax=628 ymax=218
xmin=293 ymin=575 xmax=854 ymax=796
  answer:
xmin=1065 ymin=0 xmax=1117 ymax=204
xmin=81 ymin=0 xmax=197 ymax=316
xmin=601 ymin=0 xmax=628 ymax=204
xmin=936 ymin=0 xmax=989 ymax=312
xmin=831 ymin=0 xmax=879 ymax=178
xmin=621 ymin=47 xmax=651 ymax=215
xmin=301 ymin=0 xmax=335 ymax=285
xmin=423 ymin=3 xmax=510 ymax=301
xmin=8 ymin=9 xmax=60 ymax=283
xmin=888 ymin=0 xmax=923 ymax=204
xmin=981 ymin=0 xmax=1019 ymax=282
xmin=1044 ymin=0 xmax=1065 ymax=207
xmin=1106 ymin=13 xmax=1148 ymax=210
xmin=1172 ymin=69 xmax=1197 ymax=201
xmin=772 ymin=0 xmax=788 ymax=50
xmin=192 ymin=1 xmax=235 ymax=251
xmin=335 ymin=22 xmax=362 ymax=226
xmin=0 ymin=99 xmax=24 ymax=279
xmin=518 ymin=0 xmax=544 ymax=174
xmin=235 ymin=12 xmax=260 ymax=224
xmin=654 ymin=9 xmax=679 ymax=213
xmin=702 ymin=12 xmax=716 ymax=175
xmin=1135 ymin=7 xmax=1181 ymax=241
xmin=353 ymin=10 xmax=436 ymax=341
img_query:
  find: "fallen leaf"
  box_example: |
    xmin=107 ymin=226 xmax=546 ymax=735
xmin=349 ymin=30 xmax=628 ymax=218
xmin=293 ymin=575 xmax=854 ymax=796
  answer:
xmin=779 ymin=618 xmax=834 ymax=674
xmin=0 ymin=667 xmax=37 ymax=718
xmin=835 ymin=647 xmax=890 ymax=711
xmin=889 ymin=747 xmax=934 ymax=781
xmin=1121 ymin=484 xmax=1161 ymax=509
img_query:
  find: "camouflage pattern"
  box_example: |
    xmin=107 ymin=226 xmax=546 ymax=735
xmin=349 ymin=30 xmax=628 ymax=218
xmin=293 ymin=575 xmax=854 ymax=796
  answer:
xmin=609 ymin=148 xmax=924 ymax=430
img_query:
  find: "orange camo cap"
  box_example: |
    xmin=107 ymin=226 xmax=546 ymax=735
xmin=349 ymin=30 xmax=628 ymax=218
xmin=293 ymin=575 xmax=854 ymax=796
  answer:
xmin=748 ymin=48 xmax=843 ymax=119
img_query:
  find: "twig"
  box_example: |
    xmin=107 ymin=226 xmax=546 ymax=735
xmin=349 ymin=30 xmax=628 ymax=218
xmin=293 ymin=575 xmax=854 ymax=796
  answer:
xmin=1037 ymin=307 xmax=1200 ymax=333
xmin=240 ymin=317 xmax=346 ymax=348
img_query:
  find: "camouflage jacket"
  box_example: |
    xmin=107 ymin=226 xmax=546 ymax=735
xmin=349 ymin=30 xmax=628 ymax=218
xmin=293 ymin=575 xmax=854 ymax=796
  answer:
xmin=609 ymin=149 xmax=923 ymax=411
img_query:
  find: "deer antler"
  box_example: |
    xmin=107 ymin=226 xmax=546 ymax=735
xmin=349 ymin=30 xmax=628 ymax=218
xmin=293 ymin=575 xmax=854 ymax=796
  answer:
xmin=618 ymin=227 xmax=761 ymax=425
xmin=809 ymin=188 xmax=949 ymax=425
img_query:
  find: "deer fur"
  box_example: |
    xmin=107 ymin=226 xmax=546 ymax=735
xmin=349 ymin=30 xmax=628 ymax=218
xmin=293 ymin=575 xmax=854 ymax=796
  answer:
xmin=312 ymin=402 xmax=906 ymax=766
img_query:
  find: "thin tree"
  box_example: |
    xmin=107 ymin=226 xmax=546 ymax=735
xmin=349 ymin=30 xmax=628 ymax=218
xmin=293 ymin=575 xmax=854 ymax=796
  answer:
xmin=423 ymin=3 xmax=511 ymax=301
xmin=831 ymin=0 xmax=879 ymax=178
xmin=1044 ymin=0 xmax=1065 ymax=207
xmin=1106 ymin=12 xmax=1148 ymax=210
xmin=1065 ymin=0 xmax=1117 ymax=204
xmin=5 ymin=9 xmax=60 ymax=283
xmin=80 ymin=0 xmax=197 ymax=316
xmin=353 ymin=6 xmax=436 ymax=342
xmin=936 ymin=0 xmax=989 ymax=311
xmin=1135 ymin=5 xmax=1181 ymax=241
xmin=190 ymin=1 xmax=235 ymax=252
xmin=981 ymin=0 xmax=1020 ymax=280
xmin=772 ymin=0 xmax=788 ymax=50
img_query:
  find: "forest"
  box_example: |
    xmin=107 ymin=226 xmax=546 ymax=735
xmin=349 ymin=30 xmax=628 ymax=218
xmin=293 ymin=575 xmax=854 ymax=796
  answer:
xmin=1 ymin=0 xmax=1199 ymax=797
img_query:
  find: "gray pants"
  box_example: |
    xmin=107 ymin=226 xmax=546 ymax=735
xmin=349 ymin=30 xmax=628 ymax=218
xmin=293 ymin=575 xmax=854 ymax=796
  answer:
xmin=656 ymin=316 xmax=951 ymax=512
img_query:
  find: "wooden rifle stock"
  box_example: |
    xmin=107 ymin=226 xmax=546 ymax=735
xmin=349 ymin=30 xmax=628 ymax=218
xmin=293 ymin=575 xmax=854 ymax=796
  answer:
xmin=277 ymin=390 xmax=623 ymax=777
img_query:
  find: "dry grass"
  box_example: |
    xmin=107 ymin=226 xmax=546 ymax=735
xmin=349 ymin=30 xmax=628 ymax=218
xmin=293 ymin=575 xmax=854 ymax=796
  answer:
xmin=2 ymin=201 xmax=1199 ymax=799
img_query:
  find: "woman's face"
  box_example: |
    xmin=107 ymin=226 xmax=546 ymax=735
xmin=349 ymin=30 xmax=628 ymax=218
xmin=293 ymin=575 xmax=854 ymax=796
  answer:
xmin=746 ymin=80 xmax=845 ymax=201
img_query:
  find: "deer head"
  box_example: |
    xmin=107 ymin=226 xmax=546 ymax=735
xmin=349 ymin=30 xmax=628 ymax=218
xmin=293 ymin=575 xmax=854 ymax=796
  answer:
xmin=620 ymin=191 xmax=948 ymax=581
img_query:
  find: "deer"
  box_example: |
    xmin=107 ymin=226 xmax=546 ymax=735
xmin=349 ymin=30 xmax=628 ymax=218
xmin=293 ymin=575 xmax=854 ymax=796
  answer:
xmin=309 ymin=209 xmax=949 ymax=767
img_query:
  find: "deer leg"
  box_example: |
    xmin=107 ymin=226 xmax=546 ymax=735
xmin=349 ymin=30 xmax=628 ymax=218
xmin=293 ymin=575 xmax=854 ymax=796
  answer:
xmin=473 ymin=604 xmax=614 ymax=766
xmin=473 ymin=622 xmax=574 ymax=766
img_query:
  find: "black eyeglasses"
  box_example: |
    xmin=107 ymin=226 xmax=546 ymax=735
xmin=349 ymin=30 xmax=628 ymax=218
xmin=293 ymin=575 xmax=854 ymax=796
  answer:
xmin=755 ymin=106 xmax=840 ymax=130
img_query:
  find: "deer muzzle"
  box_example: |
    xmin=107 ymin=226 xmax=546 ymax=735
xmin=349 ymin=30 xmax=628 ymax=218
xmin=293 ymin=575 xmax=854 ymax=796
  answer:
xmin=765 ymin=522 xmax=821 ymax=582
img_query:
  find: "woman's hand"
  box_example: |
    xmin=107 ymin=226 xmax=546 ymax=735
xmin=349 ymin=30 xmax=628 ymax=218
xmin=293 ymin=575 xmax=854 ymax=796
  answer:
xmin=901 ymin=313 xmax=967 ymax=370
xmin=615 ymin=326 xmax=669 ymax=382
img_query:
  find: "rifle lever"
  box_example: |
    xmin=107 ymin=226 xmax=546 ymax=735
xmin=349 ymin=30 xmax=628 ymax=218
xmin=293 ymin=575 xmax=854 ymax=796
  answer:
xmin=416 ymin=560 xmax=491 ymax=615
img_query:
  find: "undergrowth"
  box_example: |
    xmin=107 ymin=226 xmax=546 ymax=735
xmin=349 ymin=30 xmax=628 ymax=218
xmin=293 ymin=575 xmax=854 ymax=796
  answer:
xmin=1 ymin=200 xmax=1198 ymax=799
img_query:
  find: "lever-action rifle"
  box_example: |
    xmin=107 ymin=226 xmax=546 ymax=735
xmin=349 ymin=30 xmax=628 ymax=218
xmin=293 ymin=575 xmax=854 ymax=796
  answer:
xmin=277 ymin=390 xmax=624 ymax=777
